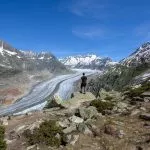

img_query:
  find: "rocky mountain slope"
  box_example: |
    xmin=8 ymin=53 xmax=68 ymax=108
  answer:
xmin=0 ymin=40 xmax=69 ymax=106
xmin=0 ymin=40 xmax=68 ymax=77
xmin=59 ymin=54 xmax=118 ymax=70
xmin=88 ymin=42 xmax=150 ymax=95
xmin=120 ymin=42 xmax=150 ymax=67
xmin=1 ymin=85 xmax=150 ymax=150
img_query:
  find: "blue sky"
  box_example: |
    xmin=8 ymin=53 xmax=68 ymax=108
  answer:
xmin=0 ymin=0 xmax=150 ymax=60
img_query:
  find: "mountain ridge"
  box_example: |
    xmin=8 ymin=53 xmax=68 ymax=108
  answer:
xmin=59 ymin=54 xmax=118 ymax=70
xmin=0 ymin=40 xmax=68 ymax=77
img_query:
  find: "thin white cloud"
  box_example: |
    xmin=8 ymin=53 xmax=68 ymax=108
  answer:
xmin=72 ymin=26 xmax=105 ymax=39
xmin=135 ymin=22 xmax=150 ymax=40
xmin=72 ymin=25 xmax=126 ymax=39
xmin=68 ymin=0 xmax=108 ymax=19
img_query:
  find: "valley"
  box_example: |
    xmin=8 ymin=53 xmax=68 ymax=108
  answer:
xmin=0 ymin=40 xmax=150 ymax=150
xmin=0 ymin=69 xmax=99 ymax=116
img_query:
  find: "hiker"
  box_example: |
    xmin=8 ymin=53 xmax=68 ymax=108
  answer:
xmin=80 ymin=73 xmax=87 ymax=94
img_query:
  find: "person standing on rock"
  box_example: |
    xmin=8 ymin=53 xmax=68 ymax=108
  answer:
xmin=80 ymin=73 xmax=87 ymax=94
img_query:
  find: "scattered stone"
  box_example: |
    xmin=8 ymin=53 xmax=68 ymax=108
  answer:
xmin=9 ymin=130 xmax=20 ymax=140
xmin=90 ymin=126 xmax=101 ymax=137
xmin=69 ymin=115 xmax=83 ymax=124
xmin=131 ymin=109 xmax=141 ymax=116
xmin=15 ymin=125 xmax=26 ymax=133
xmin=141 ymin=92 xmax=150 ymax=97
xmin=81 ymin=101 xmax=91 ymax=107
xmin=57 ymin=119 xmax=70 ymax=128
xmin=103 ymin=110 xmax=112 ymax=115
xmin=55 ymin=133 xmax=61 ymax=141
xmin=140 ymin=113 xmax=150 ymax=121
xmin=117 ymin=102 xmax=128 ymax=109
xmin=117 ymin=130 xmax=125 ymax=138
xmin=144 ymin=97 xmax=150 ymax=102
xmin=0 ymin=117 xmax=8 ymax=126
xmin=132 ymin=97 xmax=143 ymax=102
xmin=104 ymin=124 xmax=124 ymax=138
xmin=77 ymin=106 xmax=98 ymax=120
xmin=27 ymin=145 xmax=36 ymax=150
xmin=70 ymin=135 xmax=79 ymax=146
xmin=105 ymin=124 xmax=117 ymax=136
xmin=77 ymin=123 xmax=93 ymax=136
xmin=63 ymin=124 xmax=77 ymax=134
xmin=63 ymin=134 xmax=72 ymax=144
xmin=27 ymin=119 xmax=43 ymax=131
xmin=143 ymin=122 xmax=150 ymax=129
xmin=139 ymin=107 xmax=146 ymax=111
xmin=47 ymin=94 xmax=65 ymax=108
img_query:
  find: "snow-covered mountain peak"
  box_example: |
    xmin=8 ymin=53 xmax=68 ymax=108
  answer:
xmin=59 ymin=54 xmax=101 ymax=66
xmin=0 ymin=40 xmax=17 ymax=56
xmin=59 ymin=54 xmax=117 ymax=70
xmin=121 ymin=42 xmax=150 ymax=67
xmin=0 ymin=40 xmax=68 ymax=74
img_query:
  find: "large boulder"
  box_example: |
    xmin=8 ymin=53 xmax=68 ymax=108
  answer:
xmin=69 ymin=115 xmax=84 ymax=124
xmin=46 ymin=94 xmax=65 ymax=108
xmin=76 ymin=106 xmax=98 ymax=120
xmin=141 ymin=92 xmax=150 ymax=97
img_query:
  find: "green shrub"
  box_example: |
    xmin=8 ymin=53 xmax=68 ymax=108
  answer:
xmin=23 ymin=120 xmax=63 ymax=147
xmin=104 ymin=96 xmax=113 ymax=101
xmin=125 ymin=82 xmax=150 ymax=98
xmin=90 ymin=99 xmax=114 ymax=113
xmin=0 ymin=126 xmax=6 ymax=150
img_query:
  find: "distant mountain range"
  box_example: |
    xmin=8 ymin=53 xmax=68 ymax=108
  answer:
xmin=0 ymin=40 xmax=68 ymax=77
xmin=59 ymin=54 xmax=118 ymax=70
xmin=0 ymin=39 xmax=149 ymax=87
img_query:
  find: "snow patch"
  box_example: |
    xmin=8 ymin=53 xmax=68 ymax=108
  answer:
xmin=4 ymin=49 xmax=17 ymax=56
